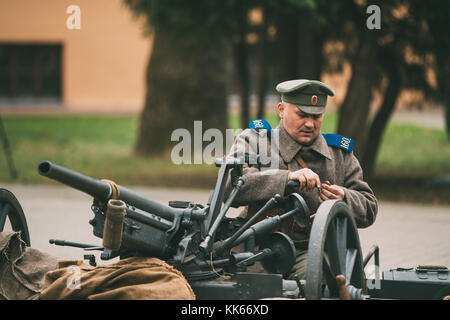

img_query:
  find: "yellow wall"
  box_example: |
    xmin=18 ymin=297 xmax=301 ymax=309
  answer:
xmin=0 ymin=0 xmax=152 ymax=112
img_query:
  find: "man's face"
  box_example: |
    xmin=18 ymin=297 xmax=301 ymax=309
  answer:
xmin=277 ymin=102 xmax=324 ymax=145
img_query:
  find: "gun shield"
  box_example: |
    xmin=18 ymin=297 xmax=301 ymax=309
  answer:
xmin=102 ymin=199 xmax=126 ymax=251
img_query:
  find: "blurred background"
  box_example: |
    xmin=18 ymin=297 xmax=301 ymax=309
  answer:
xmin=0 ymin=0 xmax=448 ymax=265
xmin=0 ymin=0 xmax=448 ymax=200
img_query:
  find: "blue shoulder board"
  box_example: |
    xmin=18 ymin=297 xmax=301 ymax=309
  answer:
xmin=249 ymin=119 xmax=272 ymax=131
xmin=322 ymin=133 xmax=354 ymax=153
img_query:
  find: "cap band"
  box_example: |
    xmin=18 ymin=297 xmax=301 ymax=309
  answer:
xmin=296 ymin=105 xmax=325 ymax=115
xmin=281 ymin=93 xmax=327 ymax=107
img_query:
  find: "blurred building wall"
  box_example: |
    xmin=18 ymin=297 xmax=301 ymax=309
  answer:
xmin=0 ymin=0 xmax=152 ymax=112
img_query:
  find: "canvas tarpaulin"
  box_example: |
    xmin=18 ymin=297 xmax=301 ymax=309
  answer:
xmin=39 ymin=257 xmax=196 ymax=300
xmin=0 ymin=231 xmax=58 ymax=300
xmin=1 ymin=231 xmax=195 ymax=300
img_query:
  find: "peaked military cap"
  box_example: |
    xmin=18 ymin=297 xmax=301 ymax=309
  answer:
xmin=276 ymin=79 xmax=335 ymax=115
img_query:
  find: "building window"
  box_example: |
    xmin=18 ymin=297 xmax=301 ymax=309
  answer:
xmin=0 ymin=43 xmax=62 ymax=103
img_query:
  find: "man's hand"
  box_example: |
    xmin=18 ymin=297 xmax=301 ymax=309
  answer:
xmin=288 ymin=168 xmax=321 ymax=192
xmin=318 ymin=180 xmax=345 ymax=203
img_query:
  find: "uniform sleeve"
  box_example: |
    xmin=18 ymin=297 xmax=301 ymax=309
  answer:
xmin=224 ymin=130 xmax=290 ymax=206
xmin=342 ymin=152 xmax=378 ymax=228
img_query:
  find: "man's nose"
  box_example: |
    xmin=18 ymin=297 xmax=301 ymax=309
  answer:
xmin=304 ymin=119 xmax=314 ymax=128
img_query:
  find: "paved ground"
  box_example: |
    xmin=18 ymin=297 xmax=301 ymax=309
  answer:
xmin=2 ymin=183 xmax=449 ymax=275
xmin=390 ymin=108 xmax=447 ymax=130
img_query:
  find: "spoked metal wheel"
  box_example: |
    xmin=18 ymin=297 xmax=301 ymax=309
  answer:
xmin=305 ymin=200 xmax=365 ymax=300
xmin=0 ymin=188 xmax=31 ymax=246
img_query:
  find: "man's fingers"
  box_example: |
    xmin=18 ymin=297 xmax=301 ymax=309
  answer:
xmin=307 ymin=176 xmax=316 ymax=191
xmin=321 ymin=183 xmax=333 ymax=190
xmin=321 ymin=188 xmax=337 ymax=199
xmin=291 ymin=169 xmax=321 ymax=192
xmin=322 ymin=183 xmax=345 ymax=199
xmin=298 ymin=175 xmax=306 ymax=190
xmin=319 ymin=192 xmax=329 ymax=201
xmin=298 ymin=173 xmax=315 ymax=191
xmin=306 ymin=172 xmax=319 ymax=191
xmin=319 ymin=190 xmax=329 ymax=205
xmin=322 ymin=183 xmax=338 ymax=193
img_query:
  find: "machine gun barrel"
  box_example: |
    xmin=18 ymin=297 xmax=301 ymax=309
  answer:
xmin=38 ymin=161 xmax=179 ymax=221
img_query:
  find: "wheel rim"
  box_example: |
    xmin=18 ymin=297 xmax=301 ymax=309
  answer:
xmin=259 ymin=232 xmax=296 ymax=275
xmin=305 ymin=200 xmax=364 ymax=300
xmin=0 ymin=188 xmax=31 ymax=246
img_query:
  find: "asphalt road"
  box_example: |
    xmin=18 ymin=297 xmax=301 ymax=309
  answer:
xmin=2 ymin=183 xmax=449 ymax=274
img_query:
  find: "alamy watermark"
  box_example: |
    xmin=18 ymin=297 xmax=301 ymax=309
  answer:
xmin=66 ymin=265 xmax=81 ymax=290
xmin=365 ymin=264 xmax=381 ymax=290
xmin=366 ymin=5 xmax=381 ymax=30
xmin=170 ymin=121 xmax=281 ymax=173
xmin=66 ymin=5 xmax=81 ymax=30
xmin=64 ymin=4 xmax=379 ymax=31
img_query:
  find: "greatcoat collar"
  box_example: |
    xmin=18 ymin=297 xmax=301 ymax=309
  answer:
xmin=275 ymin=119 xmax=332 ymax=162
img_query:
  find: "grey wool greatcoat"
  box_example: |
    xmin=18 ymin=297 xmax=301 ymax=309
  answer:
xmin=225 ymin=119 xmax=378 ymax=248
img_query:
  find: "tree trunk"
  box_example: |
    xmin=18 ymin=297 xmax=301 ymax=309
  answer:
xmin=446 ymin=100 xmax=450 ymax=140
xmin=256 ymin=11 xmax=269 ymax=120
xmin=233 ymin=16 xmax=250 ymax=130
xmin=435 ymin=52 xmax=450 ymax=140
xmin=135 ymin=31 xmax=228 ymax=156
xmin=297 ymin=10 xmax=324 ymax=80
xmin=362 ymin=70 xmax=401 ymax=183
xmin=337 ymin=35 xmax=378 ymax=155
xmin=274 ymin=12 xmax=299 ymax=82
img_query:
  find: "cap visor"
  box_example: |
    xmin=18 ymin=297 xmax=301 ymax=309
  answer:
xmin=296 ymin=105 xmax=325 ymax=115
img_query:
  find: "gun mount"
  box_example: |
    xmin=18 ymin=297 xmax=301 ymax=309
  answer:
xmin=0 ymin=159 xmax=445 ymax=300
xmin=37 ymin=159 xmax=316 ymax=299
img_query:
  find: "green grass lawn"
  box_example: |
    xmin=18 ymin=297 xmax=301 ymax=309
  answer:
xmin=0 ymin=115 xmax=219 ymax=187
xmin=375 ymin=123 xmax=450 ymax=178
xmin=0 ymin=113 xmax=448 ymax=194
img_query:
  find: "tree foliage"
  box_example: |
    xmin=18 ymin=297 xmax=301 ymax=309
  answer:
xmin=124 ymin=0 xmax=449 ymax=180
xmin=124 ymin=0 xmax=234 ymax=155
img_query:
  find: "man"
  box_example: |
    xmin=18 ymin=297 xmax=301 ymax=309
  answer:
xmin=225 ymin=79 xmax=378 ymax=280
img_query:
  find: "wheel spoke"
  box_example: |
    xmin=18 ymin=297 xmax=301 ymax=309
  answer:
xmin=0 ymin=203 xmax=9 ymax=231
xmin=346 ymin=248 xmax=357 ymax=284
xmin=306 ymin=201 xmax=364 ymax=300
xmin=325 ymin=219 xmax=341 ymax=275
xmin=336 ymin=216 xmax=348 ymax=275
xmin=322 ymin=257 xmax=338 ymax=296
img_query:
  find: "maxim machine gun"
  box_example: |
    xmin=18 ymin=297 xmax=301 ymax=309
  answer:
xmin=1 ymin=158 xmax=448 ymax=300
xmin=37 ymin=158 xmax=316 ymax=299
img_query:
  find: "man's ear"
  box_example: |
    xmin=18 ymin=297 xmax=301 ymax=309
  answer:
xmin=277 ymin=102 xmax=285 ymax=119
